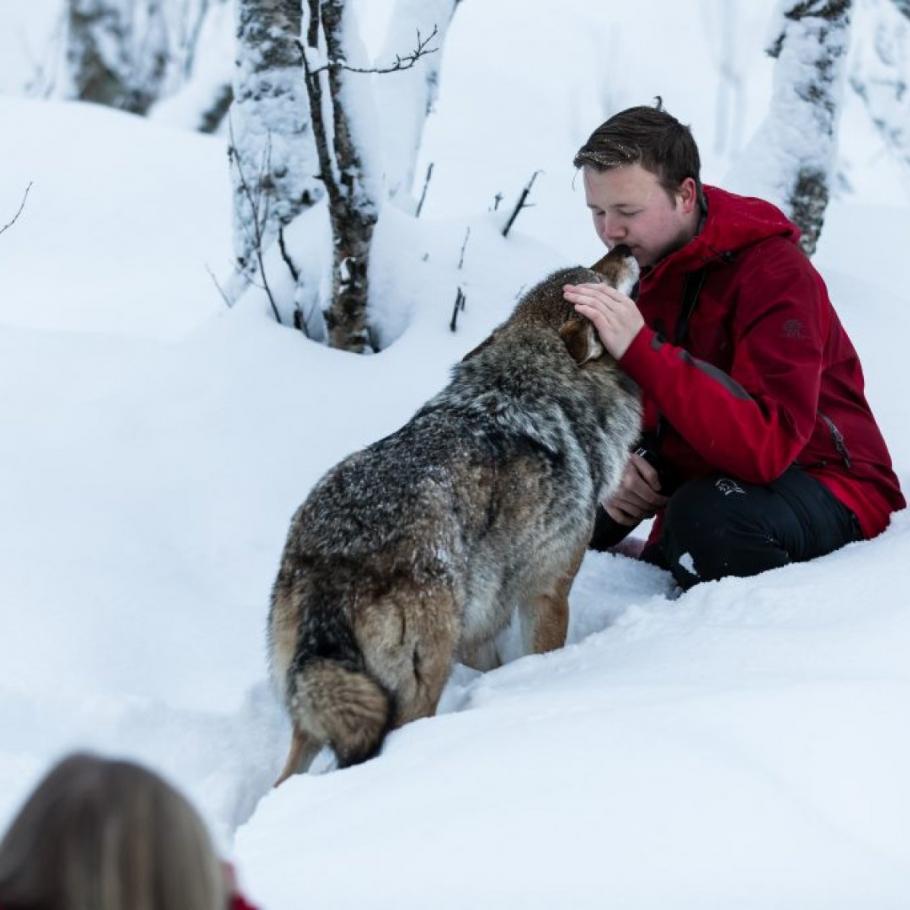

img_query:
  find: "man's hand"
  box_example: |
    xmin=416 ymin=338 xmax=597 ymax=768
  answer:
xmin=562 ymin=282 xmax=644 ymax=360
xmin=605 ymin=452 xmax=669 ymax=526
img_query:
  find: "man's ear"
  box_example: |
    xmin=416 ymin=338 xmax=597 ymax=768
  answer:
xmin=559 ymin=317 xmax=604 ymax=365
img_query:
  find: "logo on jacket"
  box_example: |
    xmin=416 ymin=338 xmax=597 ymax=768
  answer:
xmin=782 ymin=318 xmax=804 ymax=339
xmin=715 ymin=478 xmax=746 ymax=496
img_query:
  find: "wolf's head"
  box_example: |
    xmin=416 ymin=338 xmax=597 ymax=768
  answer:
xmin=558 ymin=244 xmax=639 ymax=365
xmin=466 ymin=244 xmax=639 ymax=366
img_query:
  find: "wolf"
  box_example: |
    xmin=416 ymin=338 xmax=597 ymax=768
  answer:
xmin=268 ymin=245 xmax=641 ymax=784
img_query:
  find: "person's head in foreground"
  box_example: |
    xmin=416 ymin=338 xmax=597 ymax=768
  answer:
xmin=0 ymin=752 xmax=255 ymax=910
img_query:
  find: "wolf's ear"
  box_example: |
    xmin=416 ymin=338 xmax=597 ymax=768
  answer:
xmin=559 ymin=317 xmax=604 ymax=365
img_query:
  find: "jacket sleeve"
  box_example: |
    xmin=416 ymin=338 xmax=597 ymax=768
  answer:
xmin=619 ymin=240 xmax=829 ymax=484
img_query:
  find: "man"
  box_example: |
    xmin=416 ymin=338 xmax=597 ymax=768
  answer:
xmin=563 ymin=104 xmax=905 ymax=590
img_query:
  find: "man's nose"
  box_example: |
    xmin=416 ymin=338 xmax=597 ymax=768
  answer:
xmin=602 ymin=216 xmax=626 ymax=241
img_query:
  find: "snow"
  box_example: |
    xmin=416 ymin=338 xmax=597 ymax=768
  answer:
xmin=0 ymin=95 xmax=230 ymax=340
xmin=1 ymin=1 xmax=910 ymax=907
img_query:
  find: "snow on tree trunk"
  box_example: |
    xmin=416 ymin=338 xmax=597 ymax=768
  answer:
xmin=304 ymin=0 xmax=382 ymax=353
xmin=149 ymin=0 xmax=235 ymax=133
xmin=375 ymin=0 xmax=461 ymax=208
xmin=850 ymin=0 xmax=910 ymax=180
xmin=725 ymin=0 xmax=853 ymax=256
xmin=231 ymin=0 xmax=324 ymax=278
xmin=62 ymin=0 xmax=171 ymax=114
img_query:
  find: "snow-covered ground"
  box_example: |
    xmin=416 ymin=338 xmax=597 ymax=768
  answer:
xmin=1 ymin=2 xmax=909 ymax=907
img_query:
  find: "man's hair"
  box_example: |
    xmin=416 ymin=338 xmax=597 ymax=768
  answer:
xmin=574 ymin=103 xmax=704 ymax=206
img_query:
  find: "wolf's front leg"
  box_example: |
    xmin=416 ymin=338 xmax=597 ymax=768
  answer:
xmin=458 ymin=637 xmax=503 ymax=671
xmin=520 ymin=543 xmax=586 ymax=654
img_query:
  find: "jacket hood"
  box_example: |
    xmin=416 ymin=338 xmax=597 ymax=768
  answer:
xmin=651 ymin=185 xmax=801 ymax=276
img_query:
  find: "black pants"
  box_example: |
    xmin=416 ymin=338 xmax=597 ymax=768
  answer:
xmin=591 ymin=466 xmax=861 ymax=590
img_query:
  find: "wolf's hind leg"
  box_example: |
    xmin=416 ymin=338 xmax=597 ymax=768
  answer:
xmin=356 ymin=585 xmax=460 ymax=729
xmin=393 ymin=634 xmax=457 ymax=727
xmin=274 ymin=726 xmax=321 ymax=787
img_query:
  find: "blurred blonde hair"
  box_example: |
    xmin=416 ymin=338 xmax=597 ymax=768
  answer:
xmin=0 ymin=753 xmax=227 ymax=910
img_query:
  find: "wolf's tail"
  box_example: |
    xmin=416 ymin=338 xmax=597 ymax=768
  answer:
xmin=280 ymin=658 xmax=393 ymax=778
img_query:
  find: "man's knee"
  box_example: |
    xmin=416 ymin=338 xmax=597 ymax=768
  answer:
xmin=658 ymin=475 xmax=787 ymax=588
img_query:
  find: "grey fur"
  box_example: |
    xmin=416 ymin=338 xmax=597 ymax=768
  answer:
xmin=268 ymin=247 xmax=641 ymax=782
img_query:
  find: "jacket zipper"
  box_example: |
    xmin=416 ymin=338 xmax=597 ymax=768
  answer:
xmin=820 ymin=412 xmax=852 ymax=469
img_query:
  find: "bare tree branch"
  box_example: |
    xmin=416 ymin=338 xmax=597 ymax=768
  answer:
xmin=458 ymin=226 xmax=471 ymax=269
xmin=449 ymin=287 xmax=466 ymax=331
xmin=0 ymin=182 xmax=33 ymax=237
xmin=415 ymin=161 xmax=434 ymax=217
xmin=205 ymin=263 xmax=232 ymax=308
xmin=278 ymin=225 xmax=300 ymax=283
xmin=502 ymin=171 xmax=542 ymax=238
xmin=305 ymin=25 xmax=439 ymax=77
xmin=299 ymin=5 xmax=340 ymax=208
xmin=228 ymin=118 xmax=283 ymax=323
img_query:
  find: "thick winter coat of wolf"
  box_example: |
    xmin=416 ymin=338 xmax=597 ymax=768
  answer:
xmin=268 ymin=245 xmax=641 ymax=783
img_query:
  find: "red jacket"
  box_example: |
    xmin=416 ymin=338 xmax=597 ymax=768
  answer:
xmin=619 ymin=185 xmax=905 ymax=542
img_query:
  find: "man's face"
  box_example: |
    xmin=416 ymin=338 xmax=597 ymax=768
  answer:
xmin=583 ymin=163 xmax=698 ymax=268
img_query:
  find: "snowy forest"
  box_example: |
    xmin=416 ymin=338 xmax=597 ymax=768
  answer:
xmin=1 ymin=0 xmax=909 ymax=907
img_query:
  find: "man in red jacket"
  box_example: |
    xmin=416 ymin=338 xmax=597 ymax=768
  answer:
xmin=564 ymin=104 xmax=905 ymax=590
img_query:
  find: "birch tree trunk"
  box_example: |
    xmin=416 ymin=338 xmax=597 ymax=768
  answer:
xmin=63 ymin=0 xmax=170 ymax=113
xmin=231 ymin=0 xmax=324 ymax=279
xmin=304 ymin=0 xmax=382 ymax=353
xmin=725 ymin=0 xmax=853 ymax=255
xmin=850 ymin=0 xmax=910 ymax=179
xmin=376 ymin=0 xmax=461 ymax=208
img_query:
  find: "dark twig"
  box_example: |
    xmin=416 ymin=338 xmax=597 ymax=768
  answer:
xmin=449 ymin=287 xmax=466 ymax=332
xmin=502 ymin=171 xmax=541 ymax=238
xmin=304 ymin=25 xmax=439 ymax=77
xmin=292 ymin=305 xmax=314 ymax=338
xmin=278 ymin=226 xmax=300 ymax=283
xmin=490 ymin=191 xmax=503 ymax=212
xmin=366 ymin=323 xmax=380 ymax=353
xmin=415 ymin=162 xmax=434 ymax=217
xmin=205 ymin=263 xmax=231 ymax=308
xmin=457 ymin=226 xmax=471 ymax=270
xmin=0 ymin=182 xmax=33 ymax=236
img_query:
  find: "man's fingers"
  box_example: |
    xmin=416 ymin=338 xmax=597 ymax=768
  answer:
xmin=616 ymin=486 xmax=662 ymax=514
xmin=629 ymin=452 xmax=663 ymax=493
xmin=564 ymin=283 xmax=625 ymax=301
